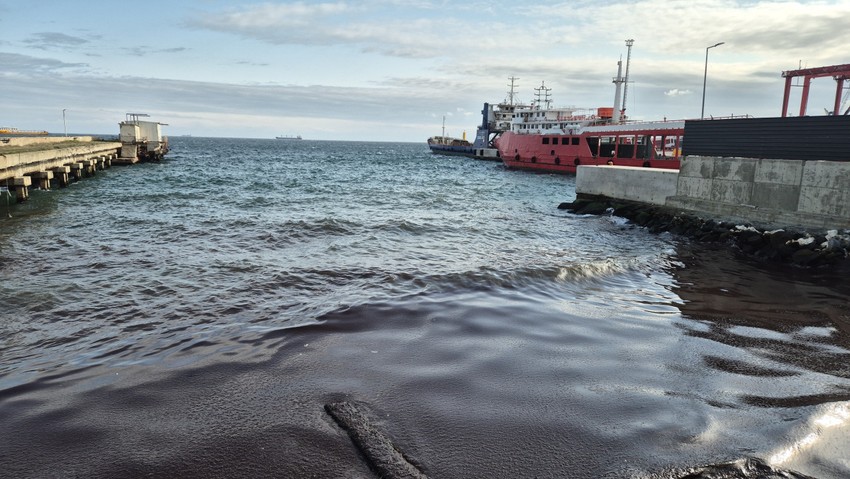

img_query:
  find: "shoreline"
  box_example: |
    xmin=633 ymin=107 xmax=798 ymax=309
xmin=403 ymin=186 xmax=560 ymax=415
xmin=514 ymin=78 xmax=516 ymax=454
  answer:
xmin=560 ymin=195 xmax=850 ymax=267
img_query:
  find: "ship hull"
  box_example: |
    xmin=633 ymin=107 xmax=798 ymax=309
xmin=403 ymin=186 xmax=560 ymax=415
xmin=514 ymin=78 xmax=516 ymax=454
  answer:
xmin=428 ymin=143 xmax=476 ymax=157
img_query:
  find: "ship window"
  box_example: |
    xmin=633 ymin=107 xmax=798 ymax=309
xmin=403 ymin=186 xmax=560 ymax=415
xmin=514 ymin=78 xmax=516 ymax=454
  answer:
xmin=542 ymin=137 xmax=550 ymax=145
xmin=552 ymin=138 xmax=559 ymax=145
xmin=571 ymin=137 xmax=579 ymax=145
xmin=586 ymin=136 xmax=600 ymax=156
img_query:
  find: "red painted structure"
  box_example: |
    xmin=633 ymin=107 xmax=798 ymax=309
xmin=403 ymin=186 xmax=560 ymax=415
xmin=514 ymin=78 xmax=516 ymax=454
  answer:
xmin=781 ymin=63 xmax=850 ymax=117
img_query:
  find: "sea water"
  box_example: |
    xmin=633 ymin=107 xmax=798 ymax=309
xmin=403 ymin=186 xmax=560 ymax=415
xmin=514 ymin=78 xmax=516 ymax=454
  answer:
xmin=1 ymin=137 xmax=848 ymax=478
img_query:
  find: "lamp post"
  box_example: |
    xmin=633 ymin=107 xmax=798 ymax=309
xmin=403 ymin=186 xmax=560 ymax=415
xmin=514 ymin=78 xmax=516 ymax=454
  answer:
xmin=701 ymin=42 xmax=724 ymax=119
xmin=62 ymin=109 xmax=67 ymax=137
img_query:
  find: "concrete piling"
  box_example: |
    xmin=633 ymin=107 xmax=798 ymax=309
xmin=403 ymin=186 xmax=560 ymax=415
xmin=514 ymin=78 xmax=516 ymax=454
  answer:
xmin=7 ymin=176 xmax=32 ymax=203
xmin=28 ymin=170 xmax=53 ymax=190
xmin=52 ymin=166 xmax=71 ymax=188
xmin=70 ymin=163 xmax=84 ymax=181
xmin=82 ymin=159 xmax=96 ymax=177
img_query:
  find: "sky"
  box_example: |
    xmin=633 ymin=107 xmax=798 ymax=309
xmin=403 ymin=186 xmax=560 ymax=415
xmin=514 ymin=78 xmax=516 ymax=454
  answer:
xmin=1 ymin=0 xmax=849 ymax=141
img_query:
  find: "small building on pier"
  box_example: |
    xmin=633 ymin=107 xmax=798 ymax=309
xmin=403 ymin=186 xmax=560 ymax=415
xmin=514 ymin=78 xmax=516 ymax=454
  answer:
xmin=117 ymin=113 xmax=169 ymax=164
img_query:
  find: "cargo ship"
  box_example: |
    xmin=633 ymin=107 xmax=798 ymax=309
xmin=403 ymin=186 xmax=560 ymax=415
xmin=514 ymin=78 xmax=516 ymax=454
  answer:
xmin=427 ymin=116 xmax=475 ymax=156
xmin=494 ymin=42 xmax=685 ymax=174
xmin=428 ymin=80 xmax=529 ymax=160
xmin=0 ymin=127 xmax=49 ymax=136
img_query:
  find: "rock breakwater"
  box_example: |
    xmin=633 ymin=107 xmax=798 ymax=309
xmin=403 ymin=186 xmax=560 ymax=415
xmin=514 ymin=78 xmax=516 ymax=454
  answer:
xmin=560 ymin=195 xmax=850 ymax=267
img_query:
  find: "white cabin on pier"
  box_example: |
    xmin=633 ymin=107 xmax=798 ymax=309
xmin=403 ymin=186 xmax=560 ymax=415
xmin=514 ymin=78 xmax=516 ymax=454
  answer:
xmin=117 ymin=113 xmax=169 ymax=164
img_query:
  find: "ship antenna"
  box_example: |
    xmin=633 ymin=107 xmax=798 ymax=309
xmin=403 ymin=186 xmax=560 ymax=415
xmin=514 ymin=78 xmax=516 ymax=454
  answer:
xmin=621 ymin=39 xmax=634 ymax=118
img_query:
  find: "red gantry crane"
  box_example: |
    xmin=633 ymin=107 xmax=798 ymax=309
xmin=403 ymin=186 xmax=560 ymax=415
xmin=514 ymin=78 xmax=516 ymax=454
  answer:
xmin=781 ymin=63 xmax=850 ymax=117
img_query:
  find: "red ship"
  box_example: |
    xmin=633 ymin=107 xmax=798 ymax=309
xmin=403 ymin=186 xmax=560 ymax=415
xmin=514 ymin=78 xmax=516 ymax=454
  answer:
xmin=495 ymin=114 xmax=684 ymax=174
xmin=494 ymin=41 xmax=685 ymax=174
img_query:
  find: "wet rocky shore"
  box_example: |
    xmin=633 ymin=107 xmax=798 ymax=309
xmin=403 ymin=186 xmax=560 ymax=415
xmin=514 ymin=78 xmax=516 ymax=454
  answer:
xmin=560 ymin=195 xmax=850 ymax=267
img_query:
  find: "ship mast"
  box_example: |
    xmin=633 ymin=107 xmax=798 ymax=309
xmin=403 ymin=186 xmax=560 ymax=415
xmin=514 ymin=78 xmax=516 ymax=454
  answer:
xmin=612 ymin=57 xmax=624 ymax=124
xmin=534 ymin=81 xmax=552 ymax=109
xmin=621 ymin=39 xmax=634 ymax=119
xmin=507 ymin=76 xmax=520 ymax=106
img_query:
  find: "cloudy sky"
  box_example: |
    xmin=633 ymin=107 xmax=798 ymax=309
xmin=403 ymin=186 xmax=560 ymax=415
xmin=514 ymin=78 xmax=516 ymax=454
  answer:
xmin=1 ymin=0 xmax=848 ymax=141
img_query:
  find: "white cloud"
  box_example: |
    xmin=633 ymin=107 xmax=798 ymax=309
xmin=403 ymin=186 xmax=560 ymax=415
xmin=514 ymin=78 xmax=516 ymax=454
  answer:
xmin=665 ymin=89 xmax=693 ymax=97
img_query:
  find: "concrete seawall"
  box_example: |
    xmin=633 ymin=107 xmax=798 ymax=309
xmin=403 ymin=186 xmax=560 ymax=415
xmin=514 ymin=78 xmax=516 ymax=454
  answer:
xmin=571 ymin=157 xmax=850 ymax=265
xmin=667 ymin=156 xmax=850 ymax=230
xmin=576 ymin=165 xmax=678 ymax=206
xmin=576 ymin=157 xmax=850 ymax=232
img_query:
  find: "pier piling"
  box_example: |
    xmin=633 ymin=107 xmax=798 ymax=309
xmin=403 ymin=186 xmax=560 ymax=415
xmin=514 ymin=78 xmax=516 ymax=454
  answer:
xmin=52 ymin=166 xmax=71 ymax=188
xmin=83 ymin=159 xmax=96 ymax=177
xmin=28 ymin=171 xmax=53 ymax=190
xmin=7 ymin=176 xmax=32 ymax=203
xmin=70 ymin=163 xmax=84 ymax=181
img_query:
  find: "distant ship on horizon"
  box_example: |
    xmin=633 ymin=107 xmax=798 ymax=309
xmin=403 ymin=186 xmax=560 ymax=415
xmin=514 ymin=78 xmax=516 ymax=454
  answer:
xmin=0 ymin=126 xmax=49 ymax=136
xmin=275 ymin=134 xmax=302 ymax=140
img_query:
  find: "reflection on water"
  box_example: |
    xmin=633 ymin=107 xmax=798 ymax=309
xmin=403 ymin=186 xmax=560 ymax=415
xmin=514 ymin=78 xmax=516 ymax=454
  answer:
xmin=668 ymin=242 xmax=850 ymax=478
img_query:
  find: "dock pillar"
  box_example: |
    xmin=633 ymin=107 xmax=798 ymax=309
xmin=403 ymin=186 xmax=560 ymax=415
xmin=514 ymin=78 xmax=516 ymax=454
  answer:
xmin=7 ymin=176 xmax=32 ymax=203
xmin=52 ymin=166 xmax=71 ymax=188
xmin=83 ymin=159 xmax=96 ymax=176
xmin=70 ymin=163 xmax=84 ymax=181
xmin=95 ymin=156 xmax=105 ymax=171
xmin=28 ymin=170 xmax=54 ymax=190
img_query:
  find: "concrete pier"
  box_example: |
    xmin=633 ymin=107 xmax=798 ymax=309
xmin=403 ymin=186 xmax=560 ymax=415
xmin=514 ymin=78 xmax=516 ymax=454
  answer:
xmin=0 ymin=137 xmax=121 ymax=202
xmin=2 ymin=119 xmax=167 ymax=204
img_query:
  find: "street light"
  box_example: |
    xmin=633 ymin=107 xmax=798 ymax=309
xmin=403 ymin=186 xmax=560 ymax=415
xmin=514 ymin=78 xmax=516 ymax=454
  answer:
xmin=62 ymin=109 xmax=67 ymax=137
xmin=701 ymin=42 xmax=724 ymax=119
